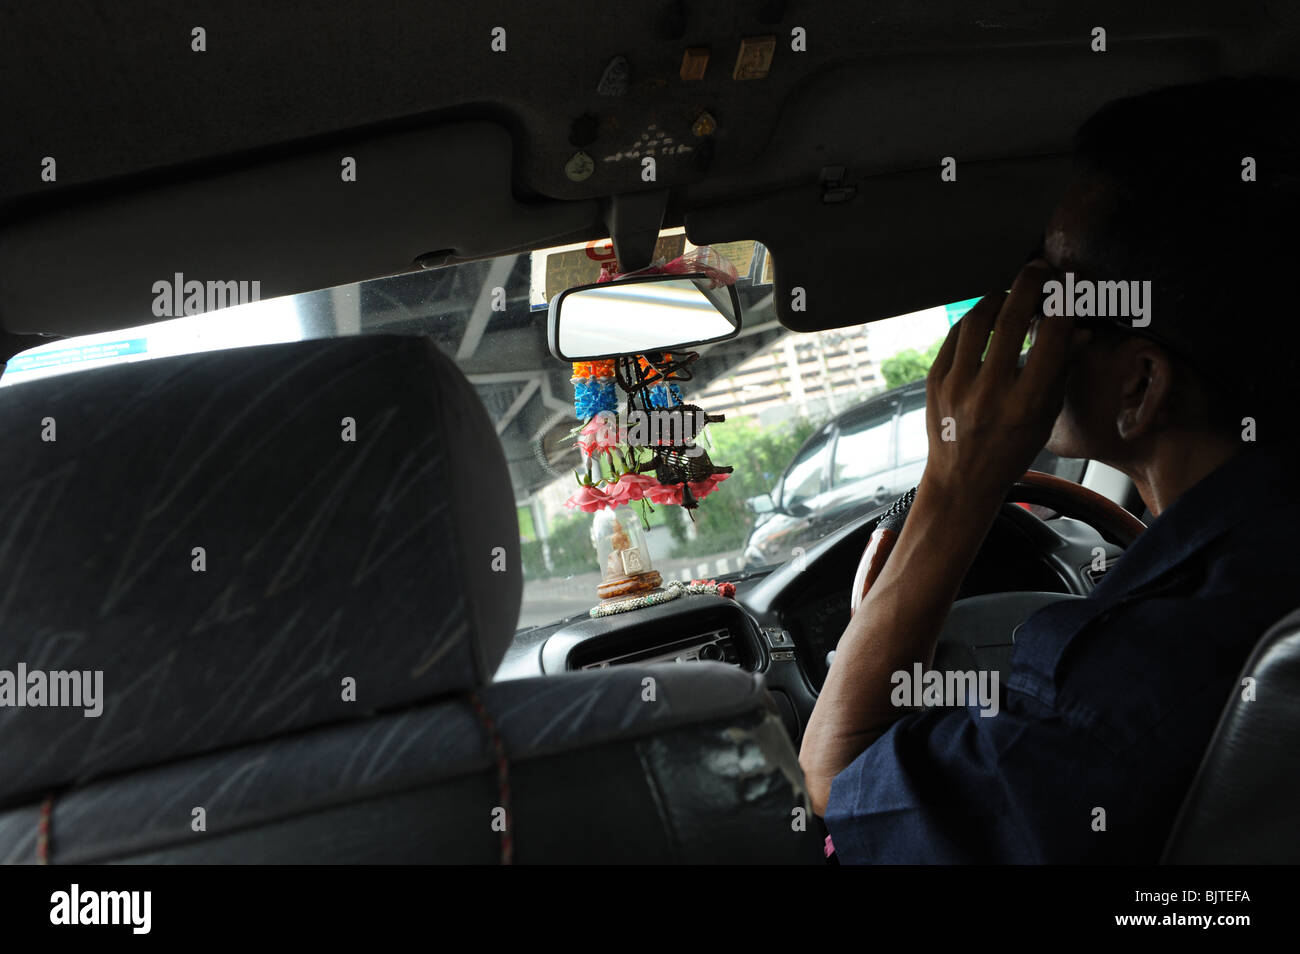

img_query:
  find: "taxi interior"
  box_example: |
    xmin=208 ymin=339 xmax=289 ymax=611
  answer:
xmin=0 ymin=2 xmax=1297 ymax=864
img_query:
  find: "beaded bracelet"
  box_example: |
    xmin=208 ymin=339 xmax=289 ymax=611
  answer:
xmin=571 ymin=360 xmax=616 ymax=379
xmin=573 ymin=376 xmax=618 ymax=418
xmin=588 ymin=579 xmax=733 ymax=618
xmin=646 ymin=381 xmax=684 ymax=408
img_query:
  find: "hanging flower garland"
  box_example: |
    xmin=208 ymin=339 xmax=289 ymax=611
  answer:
xmin=563 ymin=249 xmax=737 ymax=523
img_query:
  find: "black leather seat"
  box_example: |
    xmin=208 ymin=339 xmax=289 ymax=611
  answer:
xmin=0 ymin=335 xmax=819 ymax=863
xmin=1162 ymin=607 xmax=1300 ymax=863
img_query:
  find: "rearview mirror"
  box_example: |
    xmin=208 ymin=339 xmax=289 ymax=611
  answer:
xmin=548 ymin=273 xmax=742 ymax=361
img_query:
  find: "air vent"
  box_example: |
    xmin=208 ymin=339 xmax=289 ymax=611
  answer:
xmin=541 ymin=599 xmax=759 ymax=674
xmin=1084 ymin=556 xmax=1120 ymax=588
xmin=579 ymin=627 xmax=742 ymax=670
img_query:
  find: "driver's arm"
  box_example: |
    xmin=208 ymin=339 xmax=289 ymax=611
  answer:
xmin=799 ymin=261 xmax=1070 ymax=816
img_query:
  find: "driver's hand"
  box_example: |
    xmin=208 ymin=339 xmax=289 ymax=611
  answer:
xmin=801 ymin=262 xmax=1076 ymax=815
xmin=921 ymin=260 xmax=1073 ymax=504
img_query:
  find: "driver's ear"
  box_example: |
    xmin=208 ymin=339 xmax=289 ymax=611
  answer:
xmin=1115 ymin=342 xmax=1174 ymax=442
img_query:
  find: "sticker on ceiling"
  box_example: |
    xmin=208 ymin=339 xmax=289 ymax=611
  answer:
xmin=692 ymin=110 xmax=717 ymax=138
xmin=565 ymin=151 xmax=595 ymax=182
xmin=680 ymin=47 xmax=709 ymax=81
xmin=602 ymin=124 xmax=692 ymax=164
xmin=733 ymin=36 xmax=775 ymax=80
xmin=597 ymin=55 xmax=630 ymax=96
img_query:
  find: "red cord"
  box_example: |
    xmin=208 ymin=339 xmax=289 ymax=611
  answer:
xmin=37 ymin=795 xmax=53 ymax=864
xmin=468 ymin=691 xmax=512 ymax=865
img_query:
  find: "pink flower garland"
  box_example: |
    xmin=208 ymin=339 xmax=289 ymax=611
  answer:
xmin=688 ymin=472 xmax=730 ymax=500
xmin=575 ymin=411 xmax=621 ymax=458
xmin=564 ymin=471 xmax=731 ymax=513
xmin=564 ymin=483 xmax=609 ymax=513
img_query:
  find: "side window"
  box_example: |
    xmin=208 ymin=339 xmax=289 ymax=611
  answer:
xmin=1030 ymin=447 xmax=1085 ymax=482
xmin=832 ymin=408 xmax=895 ymax=485
xmin=897 ymin=392 xmax=928 ymax=464
xmin=781 ymin=433 xmax=830 ymax=510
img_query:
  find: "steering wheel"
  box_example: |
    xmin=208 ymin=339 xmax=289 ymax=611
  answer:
xmin=850 ymin=470 xmax=1145 ymax=615
xmin=843 ymin=470 xmax=1146 ymax=676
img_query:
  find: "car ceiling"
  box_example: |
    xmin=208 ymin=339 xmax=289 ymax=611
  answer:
xmin=1 ymin=0 xmax=1297 ymax=344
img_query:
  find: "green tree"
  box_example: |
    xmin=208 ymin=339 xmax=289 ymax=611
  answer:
xmin=529 ymin=415 xmax=826 ymax=576
xmin=544 ymin=511 xmax=598 ymax=576
xmin=663 ymin=414 xmax=822 ymax=557
xmin=519 ymin=539 xmax=548 ymax=579
xmin=880 ymin=336 xmax=946 ymax=390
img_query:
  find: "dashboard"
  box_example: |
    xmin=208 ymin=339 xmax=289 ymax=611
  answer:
xmin=498 ymin=593 xmax=811 ymax=740
xmin=540 ymin=599 xmax=758 ymax=673
xmin=495 ymin=504 xmax=1118 ymax=747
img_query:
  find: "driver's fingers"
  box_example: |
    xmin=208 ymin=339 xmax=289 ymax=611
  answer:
xmin=1018 ymin=302 xmax=1074 ymax=395
xmin=927 ymin=315 xmax=962 ymax=383
xmin=950 ymin=293 xmax=1002 ymax=381
xmin=983 ymin=261 xmax=1053 ymax=376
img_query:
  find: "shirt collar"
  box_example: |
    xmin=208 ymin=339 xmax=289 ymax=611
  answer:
xmin=1091 ymin=449 xmax=1294 ymax=601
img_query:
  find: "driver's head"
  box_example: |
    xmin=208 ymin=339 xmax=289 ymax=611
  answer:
xmin=1041 ymin=76 xmax=1300 ymax=471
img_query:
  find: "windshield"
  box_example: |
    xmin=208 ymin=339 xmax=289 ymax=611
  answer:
xmin=3 ymin=234 xmax=1082 ymax=629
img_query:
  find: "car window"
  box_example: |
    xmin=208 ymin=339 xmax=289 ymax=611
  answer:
xmin=897 ymin=391 xmax=928 ymax=464
xmin=782 ymin=433 xmax=830 ymax=509
xmin=832 ymin=408 xmax=895 ymax=485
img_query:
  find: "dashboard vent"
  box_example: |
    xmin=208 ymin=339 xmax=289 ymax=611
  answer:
xmin=1084 ymin=556 xmax=1120 ymax=588
xmin=579 ymin=627 xmax=741 ymax=670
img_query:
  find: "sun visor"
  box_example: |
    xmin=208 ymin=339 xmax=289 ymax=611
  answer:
xmin=0 ymin=122 xmax=601 ymax=336
xmin=686 ymin=156 xmax=1074 ymax=333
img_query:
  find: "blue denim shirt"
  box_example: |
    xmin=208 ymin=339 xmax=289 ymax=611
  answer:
xmin=824 ymin=450 xmax=1299 ymax=863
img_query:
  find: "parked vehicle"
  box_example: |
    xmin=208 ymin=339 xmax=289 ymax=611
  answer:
xmin=742 ymin=380 xmax=1081 ymax=567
